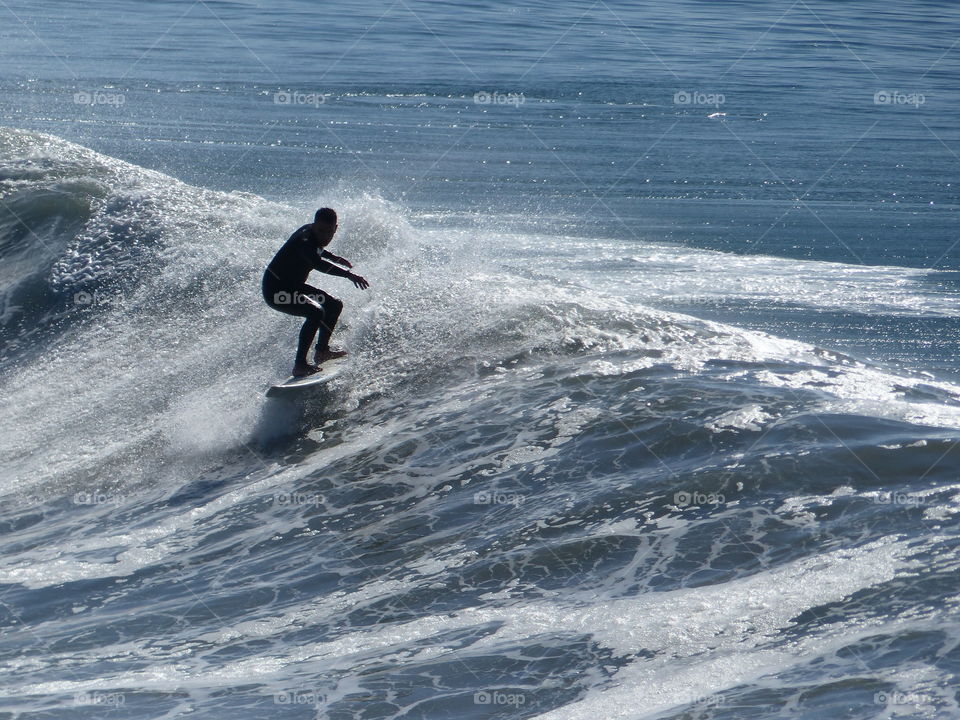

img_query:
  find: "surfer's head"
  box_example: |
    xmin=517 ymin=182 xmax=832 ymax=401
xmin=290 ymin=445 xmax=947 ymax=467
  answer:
xmin=311 ymin=207 xmax=338 ymax=245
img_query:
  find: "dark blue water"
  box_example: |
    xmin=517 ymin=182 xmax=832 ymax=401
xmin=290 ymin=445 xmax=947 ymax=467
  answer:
xmin=2 ymin=2 xmax=960 ymax=718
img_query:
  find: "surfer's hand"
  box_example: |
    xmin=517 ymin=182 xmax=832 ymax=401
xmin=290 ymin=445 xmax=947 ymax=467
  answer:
xmin=349 ymin=273 xmax=369 ymax=290
xmin=333 ymin=254 xmax=353 ymax=268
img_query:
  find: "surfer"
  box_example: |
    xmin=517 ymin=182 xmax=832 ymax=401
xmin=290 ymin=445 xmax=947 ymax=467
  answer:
xmin=262 ymin=208 xmax=369 ymax=377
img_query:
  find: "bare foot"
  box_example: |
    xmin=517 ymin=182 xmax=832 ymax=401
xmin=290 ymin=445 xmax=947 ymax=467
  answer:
xmin=313 ymin=348 xmax=348 ymax=365
xmin=292 ymin=362 xmax=320 ymax=378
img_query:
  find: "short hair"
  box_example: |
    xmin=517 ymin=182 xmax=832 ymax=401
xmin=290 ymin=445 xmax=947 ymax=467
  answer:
xmin=314 ymin=207 xmax=337 ymax=225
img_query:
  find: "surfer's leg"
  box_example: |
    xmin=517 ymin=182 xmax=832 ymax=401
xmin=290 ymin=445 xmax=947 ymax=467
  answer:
xmin=295 ymin=316 xmax=321 ymax=366
xmin=313 ymin=294 xmax=343 ymax=353
xmin=266 ymin=285 xmax=343 ymax=371
xmin=292 ymin=285 xmax=327 ymax=367
xmin=295 ymin=284 xmax=344 ymax=361
xmin=266 ymin=285 xmax=325 ymax=375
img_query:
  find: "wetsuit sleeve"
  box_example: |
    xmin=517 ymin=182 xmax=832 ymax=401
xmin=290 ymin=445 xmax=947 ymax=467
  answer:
xmin=310 ymin=248 xmax=352 ymax=278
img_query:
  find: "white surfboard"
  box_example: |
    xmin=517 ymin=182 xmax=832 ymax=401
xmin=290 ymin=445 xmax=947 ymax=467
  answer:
xmin=266 ymin=357 xmax=347 ymax=397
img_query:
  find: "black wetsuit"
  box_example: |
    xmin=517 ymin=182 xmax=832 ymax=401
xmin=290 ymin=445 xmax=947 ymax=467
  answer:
xmin=262 ymin=224 xmax=352 ymax=365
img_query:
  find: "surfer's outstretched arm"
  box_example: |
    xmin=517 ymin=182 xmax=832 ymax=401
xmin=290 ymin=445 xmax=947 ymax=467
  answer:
xmin=311 ymin=254 xmax=353 ymax=278
xmin=320 ymin=248 xmax=353 ymax=268
xmin=310 ymin=254 xmax=369 ymax=289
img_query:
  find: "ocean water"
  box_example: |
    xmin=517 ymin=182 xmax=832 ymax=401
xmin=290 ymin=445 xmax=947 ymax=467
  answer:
xmin=2 ymin=1 xmax=960 ymax=718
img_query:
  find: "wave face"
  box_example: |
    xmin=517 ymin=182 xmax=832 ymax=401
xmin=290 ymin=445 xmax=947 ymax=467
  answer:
xmin=3 ymin=128 xmax=960 ymax=719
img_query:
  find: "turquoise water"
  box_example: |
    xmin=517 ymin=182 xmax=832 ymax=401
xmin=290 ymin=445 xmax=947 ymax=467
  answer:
xmin=2 ymin=2 xmax=960 ymax=718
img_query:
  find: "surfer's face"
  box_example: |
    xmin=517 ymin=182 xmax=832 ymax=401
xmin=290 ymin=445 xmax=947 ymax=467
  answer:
xmin=312 ymin=220 xmax=337 ymax=246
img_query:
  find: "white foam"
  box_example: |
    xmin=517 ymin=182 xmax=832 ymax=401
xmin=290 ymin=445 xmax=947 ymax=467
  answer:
xmin=7 ymin=536 xmax=909 ymax=711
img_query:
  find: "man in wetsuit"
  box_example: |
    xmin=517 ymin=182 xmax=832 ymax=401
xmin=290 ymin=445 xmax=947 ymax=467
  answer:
xmin=262 ymin=208 xmax=369 ymax=377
